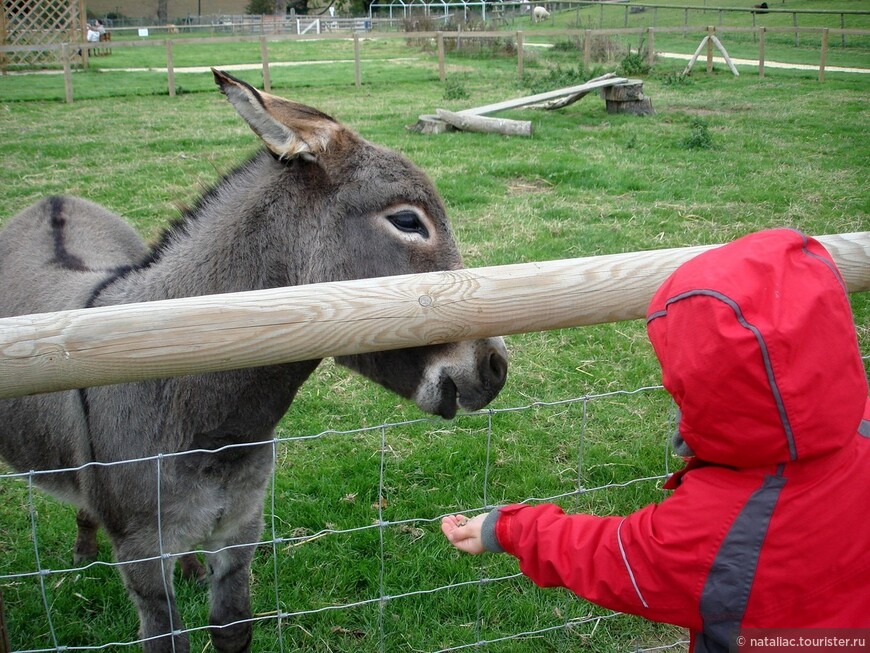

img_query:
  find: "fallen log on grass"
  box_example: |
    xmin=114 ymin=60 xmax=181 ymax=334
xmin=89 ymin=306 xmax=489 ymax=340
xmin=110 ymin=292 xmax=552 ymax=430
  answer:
xmin=435 ymin=109 xmax=533 ymax=137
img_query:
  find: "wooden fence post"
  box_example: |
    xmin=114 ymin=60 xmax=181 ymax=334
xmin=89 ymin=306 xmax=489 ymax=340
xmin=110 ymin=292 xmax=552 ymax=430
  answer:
xmin=516 ymin=30 xmax=524 ymax=78
xmin=819 ymin=28 xmax=828 ymax=82
xmin=61 ymin=43 xmax=73 ymax=104
xmin=647 ymin=27 xmax=655 ymax=66
xmin=706 ymin=26 xmax=714 ymax=73
xmin=0 ymin=7 xmax=7 ymax=75
xmin=0 ymin=588 xmax=9 ymax=653
xmin=166 ymin=39 xmax=175 ymax=98
xmin=437 ymin=31 xmax=445 ymax=82
xmin=353 ymin=32 xmax=361 ymax=88
xmin=260 ymin=34 xmax=271 ymax=92
xmin=78 ymin=0 xmax=88 ymax=70
xmin=759 ymin=27 xmax=766 ymax=78
xmin=583 ymin=29 xmax=591 ymax=70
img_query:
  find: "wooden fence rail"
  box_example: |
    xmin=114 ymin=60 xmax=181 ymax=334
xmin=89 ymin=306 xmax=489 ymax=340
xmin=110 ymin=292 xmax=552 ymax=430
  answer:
xmin=1 ymin=24 xmax=868 ymax=101
xmin=0 ymin=232 xmax=867 ymax=400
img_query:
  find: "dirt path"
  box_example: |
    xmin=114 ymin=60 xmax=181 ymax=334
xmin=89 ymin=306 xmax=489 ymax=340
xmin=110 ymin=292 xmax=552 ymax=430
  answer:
xmin=98 ymin=57 xmax=422 ymax=74
xmin=656 ymin=51 xmax=869 ymax=74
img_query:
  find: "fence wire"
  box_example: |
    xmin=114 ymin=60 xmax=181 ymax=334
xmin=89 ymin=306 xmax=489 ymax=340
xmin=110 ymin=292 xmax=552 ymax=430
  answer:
xmin=0 ymin=384 xmax=694 ymax=652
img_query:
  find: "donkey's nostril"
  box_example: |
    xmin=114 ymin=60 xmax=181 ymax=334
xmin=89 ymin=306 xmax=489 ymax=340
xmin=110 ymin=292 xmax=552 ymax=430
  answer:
xmin=486 ymin=348 xmax=508 ymax=390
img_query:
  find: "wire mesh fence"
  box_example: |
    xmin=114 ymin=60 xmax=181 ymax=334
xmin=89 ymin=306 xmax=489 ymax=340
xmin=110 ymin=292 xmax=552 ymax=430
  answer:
xmin=0 ymin=384 xmax=694 ymax=652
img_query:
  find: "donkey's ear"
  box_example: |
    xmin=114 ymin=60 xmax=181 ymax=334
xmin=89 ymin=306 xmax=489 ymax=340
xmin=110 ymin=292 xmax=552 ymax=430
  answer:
xmin=212 ymin=68 xmax=344 ymax=160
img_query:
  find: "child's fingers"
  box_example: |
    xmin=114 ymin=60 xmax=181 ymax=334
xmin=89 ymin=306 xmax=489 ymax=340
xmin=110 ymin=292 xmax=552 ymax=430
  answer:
xmin=441 ymin=514 xmax=469 ymax=539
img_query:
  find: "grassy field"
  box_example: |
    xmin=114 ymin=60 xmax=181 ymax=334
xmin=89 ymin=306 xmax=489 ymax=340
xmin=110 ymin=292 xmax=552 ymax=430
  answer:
xmin=0 ymin=0 xmax=868 ymax=102
xmin=0 ymin=11 xmax=868 ymax=652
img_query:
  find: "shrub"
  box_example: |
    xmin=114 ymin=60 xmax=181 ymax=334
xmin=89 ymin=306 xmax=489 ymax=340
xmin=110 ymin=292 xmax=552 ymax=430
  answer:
xmin=659 ymin=71 xmax=692 ymax=86
xmin=443 ymin=78 xmax=470 ymax=101
xmin=618 ymin=47 xmax=651 ymax=77
xmin=681 ymin=118 xmax=714 ymax=150
xmin=521 ymin=63 xmax=606 ymax=95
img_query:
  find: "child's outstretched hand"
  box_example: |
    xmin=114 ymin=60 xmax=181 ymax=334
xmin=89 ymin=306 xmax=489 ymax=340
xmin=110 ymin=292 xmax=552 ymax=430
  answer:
xmin=441 ymin=513 xmax=488 ymax=555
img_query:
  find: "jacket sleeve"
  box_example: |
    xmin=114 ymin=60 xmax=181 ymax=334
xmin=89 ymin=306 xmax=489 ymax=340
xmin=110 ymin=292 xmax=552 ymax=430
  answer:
xmin=489 ymin=487 xmax=722 ymax=630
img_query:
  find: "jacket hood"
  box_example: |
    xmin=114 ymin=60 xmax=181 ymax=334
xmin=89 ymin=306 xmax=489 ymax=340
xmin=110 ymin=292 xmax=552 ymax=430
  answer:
xmin=646 ymin=229 xmax=868 ymax=468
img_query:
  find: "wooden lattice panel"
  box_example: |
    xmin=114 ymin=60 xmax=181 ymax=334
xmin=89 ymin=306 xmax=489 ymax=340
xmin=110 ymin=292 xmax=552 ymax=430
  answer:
xmin=1 ymin=0 xmax=84 ymax=69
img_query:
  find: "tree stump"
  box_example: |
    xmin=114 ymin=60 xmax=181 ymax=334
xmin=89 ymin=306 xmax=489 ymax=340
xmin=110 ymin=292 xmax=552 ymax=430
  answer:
xmin=601 ymin=80 xmax=655 ymax=116
xmin=407 ymin=115 xmax=455 ymax=134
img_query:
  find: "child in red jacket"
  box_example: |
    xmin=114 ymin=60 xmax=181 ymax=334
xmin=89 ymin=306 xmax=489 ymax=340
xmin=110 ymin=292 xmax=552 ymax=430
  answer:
xmin=442 ymin=229 xmax=870 ymax=650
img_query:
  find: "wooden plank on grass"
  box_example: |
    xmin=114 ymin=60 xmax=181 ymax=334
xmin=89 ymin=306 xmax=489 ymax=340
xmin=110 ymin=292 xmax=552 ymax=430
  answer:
xmin=532 ymin=73 xmax=619 ymax=109
xmin=458 ymin=76 xmax=628 ymax=116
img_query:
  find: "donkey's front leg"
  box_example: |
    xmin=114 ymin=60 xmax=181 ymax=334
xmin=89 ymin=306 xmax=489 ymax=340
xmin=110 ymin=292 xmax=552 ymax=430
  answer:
xmin=205 ymin=513 xmax=262 ymax=653
xmin=113 ymin=542 xmax=189 ymax=653
xmin=74 ymin=508 xmax=100 ymax=565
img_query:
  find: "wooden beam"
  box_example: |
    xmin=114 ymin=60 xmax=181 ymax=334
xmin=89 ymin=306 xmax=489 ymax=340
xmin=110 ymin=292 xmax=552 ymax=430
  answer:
xmin=532 ymin=73 xmax=619 ymax=110
xmin=0 ymin=232 xmax=867 ymax=400
xmin=457 ymin=76 xmax=629 ymax=116
xmin=710 ymin=35 xmax=739 ymax=76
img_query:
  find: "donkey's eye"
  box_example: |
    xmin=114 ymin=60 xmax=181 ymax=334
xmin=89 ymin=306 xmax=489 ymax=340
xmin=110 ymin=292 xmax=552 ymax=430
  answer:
xmin=387 ymin=210 xmax=429 ymax=238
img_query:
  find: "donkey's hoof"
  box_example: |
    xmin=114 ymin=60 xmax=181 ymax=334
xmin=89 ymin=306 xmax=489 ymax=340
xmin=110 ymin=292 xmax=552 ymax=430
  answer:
xmin=73 ymin=550 xmax=98 ymax=566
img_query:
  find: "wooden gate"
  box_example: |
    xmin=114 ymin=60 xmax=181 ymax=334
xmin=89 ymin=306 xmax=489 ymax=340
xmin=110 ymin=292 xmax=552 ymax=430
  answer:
xmin=1 ymin=0 xmax=86 ymax=71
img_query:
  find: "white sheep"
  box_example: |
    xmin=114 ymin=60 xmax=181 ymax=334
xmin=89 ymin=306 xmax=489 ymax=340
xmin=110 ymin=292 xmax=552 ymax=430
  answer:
xmin=532 ymin=6 xmax=550 ymax=22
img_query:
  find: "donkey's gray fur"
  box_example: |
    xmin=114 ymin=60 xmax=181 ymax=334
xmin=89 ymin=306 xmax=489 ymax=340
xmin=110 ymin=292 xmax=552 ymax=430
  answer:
xmin=0 ymin=69 xmax=507 ymax=653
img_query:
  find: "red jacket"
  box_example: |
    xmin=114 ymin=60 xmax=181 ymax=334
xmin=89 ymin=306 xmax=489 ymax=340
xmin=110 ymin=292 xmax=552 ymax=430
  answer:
xmin=486 ymin=230 xmax=870 ymax=650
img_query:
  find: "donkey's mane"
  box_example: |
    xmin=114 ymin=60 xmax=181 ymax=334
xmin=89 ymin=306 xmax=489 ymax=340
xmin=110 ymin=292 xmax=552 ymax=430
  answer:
xmin=83 ymin=150 xmax=273 ymax=308
xmin=143 ymin=149 xmax=271 ymax=269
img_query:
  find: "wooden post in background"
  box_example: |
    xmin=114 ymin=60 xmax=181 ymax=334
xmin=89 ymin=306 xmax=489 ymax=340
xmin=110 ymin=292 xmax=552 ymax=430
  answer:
xmin=818 ymin=28 xmax=828 ymax=82
xmin=647 ymin=27 xmax=655 ymax=66
xmin=166 ymin=39 xmax=175 ymax=97
xmin=706 ymin=26 xmax=714 ymax=73
xmin=0 ymin=6 xmax=7 ymax=75
xmin=759 ymin=27 xmax=766 ymax=78
xmin=437 ymin=32 xmax=445 ymax=82
xmin=583 ymin=29 xmax=591 ymax=70
xmin=62 ymin=43 xmax=73 ymax=103
xmin=353 ymin=32 xmax=361 ymax=88
xmin=516 ymin=30 xmax=524 ymax=78
xmin=260 ymin=34 xmax=271 ymax=92
xmin=78 ymin=0 xmax=88 ymax=69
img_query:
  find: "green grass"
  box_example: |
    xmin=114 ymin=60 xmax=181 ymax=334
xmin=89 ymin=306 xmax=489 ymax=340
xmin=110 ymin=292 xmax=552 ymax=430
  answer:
xmin=0 ymin=11 xmax=869 ymax=652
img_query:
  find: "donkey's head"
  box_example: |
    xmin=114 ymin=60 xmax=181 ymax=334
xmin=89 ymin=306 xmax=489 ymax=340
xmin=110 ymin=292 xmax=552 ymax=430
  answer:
xmin=213 ymin=69 xmax=507 ymax=417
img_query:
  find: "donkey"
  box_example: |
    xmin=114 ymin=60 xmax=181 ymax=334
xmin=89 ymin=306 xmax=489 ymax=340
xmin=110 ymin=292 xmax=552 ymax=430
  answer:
xmin=0 ymin=69 xmax=508 ymax=653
